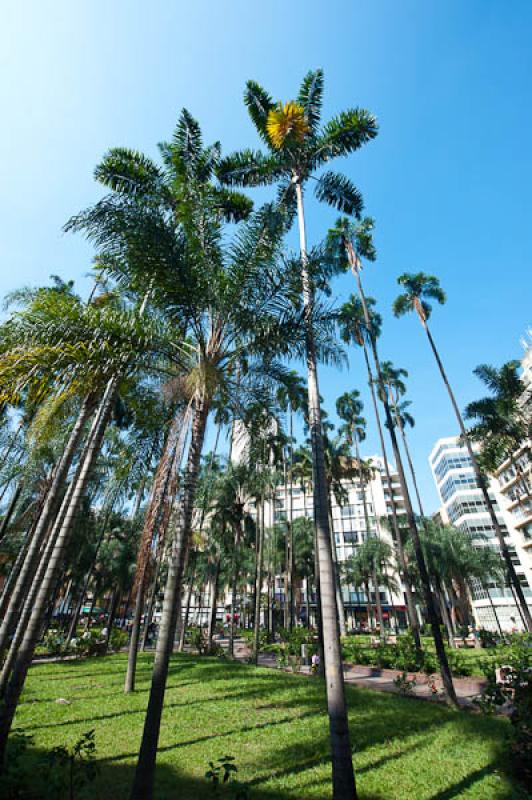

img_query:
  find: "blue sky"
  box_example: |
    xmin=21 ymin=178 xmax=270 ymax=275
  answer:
xmin=1 ymin=1 xmax=531 ymax=511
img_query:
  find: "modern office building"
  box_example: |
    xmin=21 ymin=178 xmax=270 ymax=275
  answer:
xmin=429 ymin=435 xmax=532 ymax=631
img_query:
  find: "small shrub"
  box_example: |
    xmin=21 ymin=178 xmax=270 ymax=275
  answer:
xmin=109 ymin=628 xmax=128 ymax=651
xmin=393 ymin=671 xmax=417 ymax=696
xmin=205 ymin=755 xmax=249 ymax=799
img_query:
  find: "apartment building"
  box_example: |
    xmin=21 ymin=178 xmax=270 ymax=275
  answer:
xmin=265 ymin=455 xmax=410 ymax=628
xmin=429 ymin=435 xmax=532 ymax=631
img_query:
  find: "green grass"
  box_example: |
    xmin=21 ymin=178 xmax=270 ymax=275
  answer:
xmin=8 ymin=653 xmax=529 ymax=800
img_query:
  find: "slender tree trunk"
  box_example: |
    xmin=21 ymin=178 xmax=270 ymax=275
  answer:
xmin=288 ymin=411 xmax=296 ymax=630
xmin=0 ymin=485 xmax=22 ymax=545
xmin=129 ymin=397 xmax=208 ymax=800
xmin=65 ymin=588 xmax=84 ymax=647
xmin=437 ymin=582 xmax=454 ymax=646
xmin=482 ymin=581 xmax=503 ymax=636
xmin=328 ymin=502 xmax=346 ymax=635
xmin=364 ymin=581 xmax=373 ymax=631
xmin=0 ymin=380 xmax=115 ymax=761
xmin=253 ymin=497 xmax=264 ymax=663
xmin=296 ymin=181 xmax=356 ymax=799
xmin=104 ymin=589 xmax=119 ymax=653
xmin=348 ymin=255 xmax=457 ymax=705
xmin=207 ymin=560 xmax=220 ymax=652
xmin=178 ymin=554 xmax=196 ymax=652
xmin=283 ymin=458 xmax=290 ymax=630
xmin=422 ymin=318 xmax=532 ymax=632
xmin=141 ymin=557 xmax=162 ymax=652
xmin=0 ymin=397 xmax=94 ymax=664
xmin=360 ymin=344 xmax=421 ymax=649
xmin=125 ymin=408 xmax=186 ymax=693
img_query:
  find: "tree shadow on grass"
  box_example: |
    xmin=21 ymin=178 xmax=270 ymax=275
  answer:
xmin=4 ymin=741 xmax=389 ymax=800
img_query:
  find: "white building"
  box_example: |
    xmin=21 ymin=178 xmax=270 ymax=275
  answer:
xmin=493 ymin=334 xmax=532 ymax=556
xmin=264 ymin=455 xmax=410 ymax=629
xmin=429 ymin=435 xmax=532 ymax=631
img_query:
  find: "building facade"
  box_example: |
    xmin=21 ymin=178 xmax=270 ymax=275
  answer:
xmin=429 ymin=435 xmax=532 ymax=631
xmin=265 ymin=455 xmax=410 ymax=629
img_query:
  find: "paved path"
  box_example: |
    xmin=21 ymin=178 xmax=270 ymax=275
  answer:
xmin=228 ymin=640 xmax=487 ymax=708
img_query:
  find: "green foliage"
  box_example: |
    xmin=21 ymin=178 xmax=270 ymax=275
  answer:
xmin=205 ymin=755 xmax=249 ymax=799
xmin=0 ymin=730 xmax=98 ymax=800
xmin=393 ymin=671 xmax=417 ymax=696
xmin=341 ymin=632 xmax=477 ymax=678
xmin=475 ymin=634 xmax=532 ymax=786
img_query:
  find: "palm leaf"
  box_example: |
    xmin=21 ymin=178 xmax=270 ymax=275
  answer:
xmin=315 ymin=171 xmax=364 ymax=217
xmin=298 ymin=69 xmax=324 ymax=134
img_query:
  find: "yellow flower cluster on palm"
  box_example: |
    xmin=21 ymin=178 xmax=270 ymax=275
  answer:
xmin=266 ymin=102 xmax=309 ymax=149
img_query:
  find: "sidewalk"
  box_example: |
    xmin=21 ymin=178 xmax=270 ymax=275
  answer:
xmin=229 ymin=640 xmax=487 ymax=708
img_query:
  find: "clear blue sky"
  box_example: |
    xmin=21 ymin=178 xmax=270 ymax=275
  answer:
xmin=1 ymin=1 xmax=531 ymax=511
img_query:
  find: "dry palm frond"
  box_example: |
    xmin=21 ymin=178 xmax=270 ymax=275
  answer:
xmin=266 ymin=102 xmax=309 ymax=150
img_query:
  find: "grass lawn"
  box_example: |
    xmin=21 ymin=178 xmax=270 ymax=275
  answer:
xmin=7 ymin=653 xmax=528 ymax=800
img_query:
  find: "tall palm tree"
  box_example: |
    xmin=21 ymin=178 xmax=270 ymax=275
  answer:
xmin=128 ymin=206 xmax=313 ymax=799
xmin=330 ymin=222 xmax=457 ymax=704
xmin=465 ymin=361 xmax=530 ymax=490
xmin=336 ymin=294 xmax=421 ymax=648
xmin=393 ymin=273 xmax=532 ymax=631
xmin=219 ymin=70 xmax=378 ymax=798
xmin=379 ymin=361 xmax=425 ymax=517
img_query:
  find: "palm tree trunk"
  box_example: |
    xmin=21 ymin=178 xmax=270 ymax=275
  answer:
xmin=360 ymin=344 xmax=421 ymax=649
xmin=295 ymin=181 xmax=356 ymax=799
xmin=207 ymin=560 xmax=220 ymax=652
xmin=65 ymin=587 xmax=84 ymax=647
xmin=288 ymin=411 xmax=296 ymax=630
xmin=178 ymin=553 xmax=196 ymax=652
xmin=253 ymin=496 xmax=264 ymax=663
xmin=141 ymin=556 xmax=162 ymax=652
xmin=482 ymin=581 xmax=503 ymax=636
xmin=327 ymin=502 xmax=346 ymax=636
xmin=437 ymin=581 xmax=454 ymax=646
xmin=364 ymin=581 xmax=373 ymax=631
xmin=0 ymin=485 xmax=22 ymax=545
xmin=349 ymin=254 xmax=458 ymax=705
xmin=129 ymin=396 xmax=208 ymax=800
xmin=422 ymin=319 xmax=532 ymax=632
xmin=0 ymin=380 xmax=115 ymax=760
xmin=104 ymin=589 xmax=119 ymax=652
xmin=391 ymin=394 xmax=425 ymax=518
xmin=124 ymin=408 xmax=186 ymax=693
xmin=0 ymin=396 xmax=94 ymax=665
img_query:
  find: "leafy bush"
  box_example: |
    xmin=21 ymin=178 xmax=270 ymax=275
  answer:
xmin=41 ymin=630 xmax=66 ymax=657
xmin=477 ymin=628 xmax=499 ymax=649
xmin=0 ymin=730 xmax=98 ymax=800
xmin=476 ymin=633 xmax=532 ymax=786
xmin=109 ymin=628 xmax=128 ymax=651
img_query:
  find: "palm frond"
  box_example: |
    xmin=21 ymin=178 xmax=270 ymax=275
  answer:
xmin=314 ymin=171 xmax=364 ymax=217
xmin=244 ymin=80 xmax=275 ymax=143
xmin=298 ymin=68 xmax=324 ymax=135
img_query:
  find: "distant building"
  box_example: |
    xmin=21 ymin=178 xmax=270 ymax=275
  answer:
xmin=429 ymin=435 xmax=532 ymax=631
xmin=262 ymin=455 xmax=411 ymax=629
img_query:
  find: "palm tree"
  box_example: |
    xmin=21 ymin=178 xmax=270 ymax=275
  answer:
xmin=393 ymin=273 xmax=532 ymax=631
xmin=126 ymin=207 xmax=312 ymax=798
xmin=330 ymin=222 xmax=457 ymax=704
xmin=465 ymin=361 xmax=530 ymax=489
xmin=336 ymin=294 xmax=421 ymax=648
xmin=379 ymin=361 xmax=425 ymax=517
xmin=218 ymin=69 xmax=378 ymax=798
